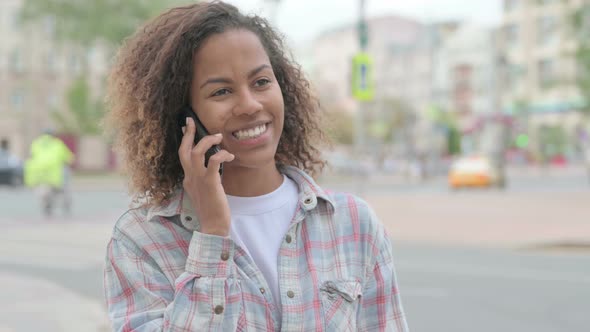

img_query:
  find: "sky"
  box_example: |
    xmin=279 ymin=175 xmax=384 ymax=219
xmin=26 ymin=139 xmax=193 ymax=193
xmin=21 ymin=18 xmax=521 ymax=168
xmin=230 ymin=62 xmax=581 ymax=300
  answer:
xmin=223 ymin=0 xmax=503 ymax=45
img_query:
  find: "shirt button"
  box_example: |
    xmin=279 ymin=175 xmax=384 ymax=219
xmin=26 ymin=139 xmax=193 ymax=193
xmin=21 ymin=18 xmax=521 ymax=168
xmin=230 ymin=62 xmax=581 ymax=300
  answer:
xmin=259 ymin=287 xmax=266 ymax=294
xmin=185 ymin=216 xmax=192 ymax=222
xmin=287 ymin=290 xmax=295 ymax=298
xmin=214 ymin=305 xmax=224 ymax=314
xmin=285 ymin=234 xmax=292 ymax=243
xmin=220 ymin=252 xmax=230 ymax=261
xmin=304 ymin=198 xmax=313 ymax=205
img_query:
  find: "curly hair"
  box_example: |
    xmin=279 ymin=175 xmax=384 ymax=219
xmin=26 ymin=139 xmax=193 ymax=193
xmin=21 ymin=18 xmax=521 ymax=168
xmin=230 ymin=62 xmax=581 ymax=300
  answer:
xmin=105 ymin=1 xmax=328 ymax=207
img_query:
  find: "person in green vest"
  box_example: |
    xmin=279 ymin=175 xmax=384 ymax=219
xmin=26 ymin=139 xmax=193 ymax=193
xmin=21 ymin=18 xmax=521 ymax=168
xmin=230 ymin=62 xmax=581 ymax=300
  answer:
xmin=24 ymin=130 xmax=74 ymax=217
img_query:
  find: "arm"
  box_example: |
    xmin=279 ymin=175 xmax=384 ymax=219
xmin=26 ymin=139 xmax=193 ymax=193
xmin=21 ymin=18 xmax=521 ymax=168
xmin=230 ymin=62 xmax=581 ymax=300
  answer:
xmin=104 ymin=229 xmax=270 ymax=331
xmin=357 ymin=212 xmax=409 ymax=332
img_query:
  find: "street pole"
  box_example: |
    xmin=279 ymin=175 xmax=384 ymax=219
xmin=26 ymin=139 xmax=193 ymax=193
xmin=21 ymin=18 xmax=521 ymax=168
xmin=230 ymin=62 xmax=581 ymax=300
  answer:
xmin=355 ymin=0 xmax=368 ymax=195
xmin=355 ymin=0 xmax=367 ymax=156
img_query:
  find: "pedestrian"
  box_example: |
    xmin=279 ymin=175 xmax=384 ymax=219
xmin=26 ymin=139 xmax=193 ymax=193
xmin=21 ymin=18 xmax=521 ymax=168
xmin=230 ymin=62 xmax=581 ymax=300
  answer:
xmin=103 ymin=2 xmax=408 ymax=331
xmin=24 ymin=129 xmax=74 ymax=217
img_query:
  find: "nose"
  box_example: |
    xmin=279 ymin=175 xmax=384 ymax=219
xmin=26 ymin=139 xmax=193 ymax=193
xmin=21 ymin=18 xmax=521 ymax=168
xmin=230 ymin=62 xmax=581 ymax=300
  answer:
xmin=232 ymin=89 xmax=262 ymax=116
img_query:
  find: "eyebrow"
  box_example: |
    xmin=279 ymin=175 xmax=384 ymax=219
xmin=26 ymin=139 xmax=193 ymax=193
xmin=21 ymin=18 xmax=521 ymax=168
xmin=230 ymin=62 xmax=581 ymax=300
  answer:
xmin=199 ymin=64 xmax=271 ymax=90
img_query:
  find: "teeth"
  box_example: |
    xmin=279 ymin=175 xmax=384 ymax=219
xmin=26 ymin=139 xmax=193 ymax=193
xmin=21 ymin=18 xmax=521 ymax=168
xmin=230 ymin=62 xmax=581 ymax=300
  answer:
xmin=234 ymin=124 xmax=267 ymax=140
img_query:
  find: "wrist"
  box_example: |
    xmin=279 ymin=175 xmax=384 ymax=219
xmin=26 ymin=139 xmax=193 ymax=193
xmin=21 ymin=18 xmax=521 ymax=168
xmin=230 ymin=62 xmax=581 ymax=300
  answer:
xmin=199 ymin=226 xmax=230 ymax=237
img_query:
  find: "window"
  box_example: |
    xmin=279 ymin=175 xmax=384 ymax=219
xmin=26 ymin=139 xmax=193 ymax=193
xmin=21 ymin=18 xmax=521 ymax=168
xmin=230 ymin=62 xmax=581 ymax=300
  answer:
xmin=45 ymin=51 xmax=56 ymax=73
xmin=505 ymin=0 xmax=519 ymax=11
xmin=11 ymin=91 xmax=25 ymax=110
xmin=537 ymin=16 xmax=557 ymax=45
xmin=47 ymin=93 xmax=59 ymax=108
xmin=10 ymin=11 xmax=21 ymax=31
xmin=43 ymin=16 xmax=56 ymax=36
xmin=69 ymin=54 xmax=81 ymax=74
xmin=538 ymin=59 xmax=554 ymax=88
xmin=9 ymin=49 xmax=24 ymax=73
xmin=505 ymin=24 xmax=519 ymax=46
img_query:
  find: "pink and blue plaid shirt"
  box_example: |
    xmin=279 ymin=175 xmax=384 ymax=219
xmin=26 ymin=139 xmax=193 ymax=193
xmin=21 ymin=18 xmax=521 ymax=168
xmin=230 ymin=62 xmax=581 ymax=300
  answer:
xmin=104 ymin=166 xmax=408 ymax=331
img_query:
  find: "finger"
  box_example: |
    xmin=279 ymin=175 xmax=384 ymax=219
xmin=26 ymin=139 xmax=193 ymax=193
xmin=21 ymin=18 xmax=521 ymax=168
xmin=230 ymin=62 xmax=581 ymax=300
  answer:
xmin=191 ymin=133 xmax=223 ymax=167
xmin=205 ymin=150 xmax=235 ymax=177
xmin=179 ymin=117 xmax=195 ymax=169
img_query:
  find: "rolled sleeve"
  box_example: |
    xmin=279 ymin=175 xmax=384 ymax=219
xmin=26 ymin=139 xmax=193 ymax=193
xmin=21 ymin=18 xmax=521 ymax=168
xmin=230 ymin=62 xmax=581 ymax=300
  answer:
xmin=185 ymin=231 xmax=236 ymax=278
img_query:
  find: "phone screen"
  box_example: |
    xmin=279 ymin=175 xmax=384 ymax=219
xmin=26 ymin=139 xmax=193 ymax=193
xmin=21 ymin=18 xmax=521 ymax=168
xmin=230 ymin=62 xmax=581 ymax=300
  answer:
xmin=177 ymin=106 xmax=223 ymax=175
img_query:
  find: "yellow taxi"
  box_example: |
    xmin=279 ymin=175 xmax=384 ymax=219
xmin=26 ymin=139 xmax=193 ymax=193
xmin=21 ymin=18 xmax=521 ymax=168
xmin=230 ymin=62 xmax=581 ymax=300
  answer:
xmin=448 ymin=155 xmax=505 ymax=189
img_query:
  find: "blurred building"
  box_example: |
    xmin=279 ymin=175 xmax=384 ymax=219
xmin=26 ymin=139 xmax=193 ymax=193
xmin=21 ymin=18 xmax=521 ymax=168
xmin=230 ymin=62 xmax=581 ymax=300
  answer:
xmin=501 ymin=0 xmax=587 ymax=160
xmin=309 ymin=16 xmax=435 ymax=113
xmin=432 ymin=24 xmax=507 ymax=154
xmin=0 ymin=0 xmax=108 ymax=160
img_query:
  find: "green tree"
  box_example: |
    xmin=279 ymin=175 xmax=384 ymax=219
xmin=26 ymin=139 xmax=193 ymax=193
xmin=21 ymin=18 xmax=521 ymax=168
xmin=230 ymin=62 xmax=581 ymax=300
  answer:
xmin=20 ymin=0 xmax=188 ymax=136
xmin=325 ymin=107 xmax=354 ymax=145
xmin=20 ymin=0 xmax=188 ymax=47
xmin=51 ymin=77 xmax=104 ymax=136
xmin=570 ymin=3 xmax=590 ymax=116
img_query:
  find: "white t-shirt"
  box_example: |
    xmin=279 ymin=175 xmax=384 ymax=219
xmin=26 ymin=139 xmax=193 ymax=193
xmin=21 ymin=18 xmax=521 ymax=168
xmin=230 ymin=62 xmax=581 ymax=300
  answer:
xmin=227 ymin=175 xmax=299 ymax=311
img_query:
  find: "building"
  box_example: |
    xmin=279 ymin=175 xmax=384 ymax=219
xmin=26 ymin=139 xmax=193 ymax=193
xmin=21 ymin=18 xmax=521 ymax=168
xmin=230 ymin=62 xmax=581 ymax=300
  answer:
xmin=501 ymin=0 xmax=587 ymax=160
xmin=309 ymin=16 xmax=434 ymax=113
xmin=432 ymin=24 xmax=507 ymax=154
xmin=0 ymin=0 xmax=108 ymax=161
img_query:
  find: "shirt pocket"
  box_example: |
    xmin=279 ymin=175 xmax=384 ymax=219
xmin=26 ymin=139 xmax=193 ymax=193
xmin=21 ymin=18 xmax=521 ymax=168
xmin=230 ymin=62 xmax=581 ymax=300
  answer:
xmin=320 ymin=280 xmax=363 ymax=332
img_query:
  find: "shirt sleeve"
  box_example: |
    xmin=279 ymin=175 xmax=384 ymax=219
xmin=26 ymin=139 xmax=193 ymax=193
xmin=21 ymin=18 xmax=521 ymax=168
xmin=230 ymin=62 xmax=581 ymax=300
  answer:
xmin=103 ymin=229 xmax=271 ymax=331
xmin=357 ymin=210 xmax=409 ymax=332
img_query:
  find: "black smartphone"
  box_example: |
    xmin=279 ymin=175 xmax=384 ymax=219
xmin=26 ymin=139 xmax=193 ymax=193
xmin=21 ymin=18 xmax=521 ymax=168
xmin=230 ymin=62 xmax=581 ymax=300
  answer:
xmin=177 ymin=105 xmax=223 ymax=175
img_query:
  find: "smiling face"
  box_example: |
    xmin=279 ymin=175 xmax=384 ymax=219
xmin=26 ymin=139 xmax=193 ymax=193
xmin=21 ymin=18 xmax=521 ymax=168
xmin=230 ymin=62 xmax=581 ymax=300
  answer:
xmin=189 ymin=29 xmax=284 ymax=173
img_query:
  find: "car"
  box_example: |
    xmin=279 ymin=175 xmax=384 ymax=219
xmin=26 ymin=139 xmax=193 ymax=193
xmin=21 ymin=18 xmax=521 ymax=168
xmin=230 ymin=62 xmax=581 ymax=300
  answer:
xmin=448 ymin=155 xmax=505 ymax=189
xmin=0 ymin=150 xmax=24 ymax=187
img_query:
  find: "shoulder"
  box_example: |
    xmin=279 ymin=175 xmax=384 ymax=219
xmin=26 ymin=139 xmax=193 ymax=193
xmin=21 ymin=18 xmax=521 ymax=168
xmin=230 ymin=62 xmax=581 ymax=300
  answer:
xmin=110 ymin=206 xmax=175 ymax=251
xmin=321 ymin=190 xmax=385 ymax=238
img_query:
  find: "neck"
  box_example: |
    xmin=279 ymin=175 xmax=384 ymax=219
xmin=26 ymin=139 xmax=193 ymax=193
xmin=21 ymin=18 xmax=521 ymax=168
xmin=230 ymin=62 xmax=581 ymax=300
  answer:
xmin=221 ymin=162 xmax=283 ymax=197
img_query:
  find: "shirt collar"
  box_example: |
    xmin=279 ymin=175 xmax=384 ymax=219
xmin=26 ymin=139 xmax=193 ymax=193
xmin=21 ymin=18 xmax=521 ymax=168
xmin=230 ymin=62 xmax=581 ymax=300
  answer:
xmin=146 ymin=166 xmax=335 ymax=230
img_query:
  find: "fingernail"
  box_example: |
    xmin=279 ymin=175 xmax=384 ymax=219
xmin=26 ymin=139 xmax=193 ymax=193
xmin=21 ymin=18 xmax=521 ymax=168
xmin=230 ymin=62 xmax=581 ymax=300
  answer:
xmin=185 ymin=117 xmax=189 ymax=125
xmin=215 ymin=133 xmax=222 ymax=137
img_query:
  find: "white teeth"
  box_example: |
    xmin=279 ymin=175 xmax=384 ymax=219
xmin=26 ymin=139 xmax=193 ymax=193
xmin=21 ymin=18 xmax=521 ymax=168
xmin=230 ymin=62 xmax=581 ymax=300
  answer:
xmin=234 ymin=124 xmax=267 ymax=140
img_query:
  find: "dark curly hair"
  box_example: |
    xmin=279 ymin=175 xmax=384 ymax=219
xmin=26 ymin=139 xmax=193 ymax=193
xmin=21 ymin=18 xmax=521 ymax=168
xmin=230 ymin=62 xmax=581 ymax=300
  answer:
xmin=105 ymin=1 xmax=328 ymax=207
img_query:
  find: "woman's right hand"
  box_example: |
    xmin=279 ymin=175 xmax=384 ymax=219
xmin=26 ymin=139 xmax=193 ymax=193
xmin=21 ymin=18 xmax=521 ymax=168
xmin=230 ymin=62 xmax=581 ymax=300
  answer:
xmin=178 ymin=117 xmax=234 ymax=236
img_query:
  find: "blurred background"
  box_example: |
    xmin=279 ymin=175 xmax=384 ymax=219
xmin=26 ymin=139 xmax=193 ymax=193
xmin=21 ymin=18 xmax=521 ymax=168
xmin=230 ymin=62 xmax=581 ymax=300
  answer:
xmin=1 ymin=0 xmax=589 ymax=331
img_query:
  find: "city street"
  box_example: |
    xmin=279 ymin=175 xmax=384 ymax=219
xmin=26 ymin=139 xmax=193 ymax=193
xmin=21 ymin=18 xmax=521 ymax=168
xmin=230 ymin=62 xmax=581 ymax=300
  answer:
xmin=0 ymin=167 xmax=589 ymax=331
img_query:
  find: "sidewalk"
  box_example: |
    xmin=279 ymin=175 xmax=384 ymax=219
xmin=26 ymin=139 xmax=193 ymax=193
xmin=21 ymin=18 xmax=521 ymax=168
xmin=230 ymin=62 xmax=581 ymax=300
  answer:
xmin=368 ymin=190 xmax=590 ymax=250
xmin=0 ymin=273 xmax=109 ymax=332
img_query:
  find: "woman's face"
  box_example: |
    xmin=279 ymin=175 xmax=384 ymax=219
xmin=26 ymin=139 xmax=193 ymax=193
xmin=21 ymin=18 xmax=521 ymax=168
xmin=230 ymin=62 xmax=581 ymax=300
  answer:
xmin=189 ymin=29 xmax=284 ymax=171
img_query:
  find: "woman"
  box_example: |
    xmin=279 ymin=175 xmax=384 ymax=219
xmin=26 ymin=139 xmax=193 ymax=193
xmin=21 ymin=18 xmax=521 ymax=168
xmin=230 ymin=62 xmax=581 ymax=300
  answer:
xmin=104 ymin=2 xmax=408 ymax=331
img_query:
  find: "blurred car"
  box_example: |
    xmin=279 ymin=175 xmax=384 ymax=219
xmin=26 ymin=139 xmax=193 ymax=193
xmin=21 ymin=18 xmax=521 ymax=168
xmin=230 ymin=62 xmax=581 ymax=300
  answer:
xmin=448 ymin=155 xmax=505 ymax=189
xmin=0 ymin=150 xmax=24 ymax=187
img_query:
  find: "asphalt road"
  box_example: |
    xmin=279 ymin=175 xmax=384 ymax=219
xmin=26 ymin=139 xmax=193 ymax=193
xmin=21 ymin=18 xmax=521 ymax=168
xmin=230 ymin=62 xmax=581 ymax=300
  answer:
xmin=0 ymin=169 xmax=588 ymax=331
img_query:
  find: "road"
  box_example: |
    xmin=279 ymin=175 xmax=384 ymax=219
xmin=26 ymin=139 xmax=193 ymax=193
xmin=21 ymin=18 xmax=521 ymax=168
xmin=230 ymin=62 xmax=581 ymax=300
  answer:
xmin=0 ymin=167 xmax=588 ymax=331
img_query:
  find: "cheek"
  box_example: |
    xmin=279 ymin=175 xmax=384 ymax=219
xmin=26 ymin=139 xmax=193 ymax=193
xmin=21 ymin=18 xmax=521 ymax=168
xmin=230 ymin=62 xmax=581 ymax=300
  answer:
xmin=197 ymin=103 xmax=230 ymax=133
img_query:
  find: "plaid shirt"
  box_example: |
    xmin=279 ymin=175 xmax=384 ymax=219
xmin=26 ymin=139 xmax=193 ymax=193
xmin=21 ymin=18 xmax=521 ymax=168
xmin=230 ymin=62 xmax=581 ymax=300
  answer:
xmin=104 ymin=166 xmax=408 ymax=331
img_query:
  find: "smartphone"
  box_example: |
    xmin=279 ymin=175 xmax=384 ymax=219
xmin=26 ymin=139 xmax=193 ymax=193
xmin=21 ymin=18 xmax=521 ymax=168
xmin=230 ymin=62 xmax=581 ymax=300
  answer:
xmin=177 ymin=105 xmax=223 ymax=175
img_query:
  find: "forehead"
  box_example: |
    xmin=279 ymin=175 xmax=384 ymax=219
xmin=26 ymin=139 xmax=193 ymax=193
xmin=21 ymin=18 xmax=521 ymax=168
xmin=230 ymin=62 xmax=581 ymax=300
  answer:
xmin=193 ymin=29 xmax=270 ymax=77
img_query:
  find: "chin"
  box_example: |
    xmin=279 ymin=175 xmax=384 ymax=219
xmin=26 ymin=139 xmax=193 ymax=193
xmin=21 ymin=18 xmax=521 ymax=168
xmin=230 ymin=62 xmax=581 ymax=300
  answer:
xmin=230 ymin=150 xmax=278 ymax=170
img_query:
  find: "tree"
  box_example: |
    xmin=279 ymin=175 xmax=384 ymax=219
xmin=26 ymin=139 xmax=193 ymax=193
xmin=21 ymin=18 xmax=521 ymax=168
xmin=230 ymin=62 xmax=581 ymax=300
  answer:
xmin=570 ymin=3 xmax=590 ymax=117
xmin=20 ymin=0 xmax=188 ymax=48
xmin=20 ymin=0 xmax=188 ymax=136
xmin=51 ymin=77 xmax=104 ymax=136
xmin=325 ymin=107 xmax=354 ymax=146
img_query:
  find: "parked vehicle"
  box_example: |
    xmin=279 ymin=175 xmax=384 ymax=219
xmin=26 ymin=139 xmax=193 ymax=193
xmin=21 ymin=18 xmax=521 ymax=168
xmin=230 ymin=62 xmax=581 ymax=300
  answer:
xmin=448 ymin=155 xmax=505 ymax=189
xmin=0 ymin=150 xmax=24 ymax=187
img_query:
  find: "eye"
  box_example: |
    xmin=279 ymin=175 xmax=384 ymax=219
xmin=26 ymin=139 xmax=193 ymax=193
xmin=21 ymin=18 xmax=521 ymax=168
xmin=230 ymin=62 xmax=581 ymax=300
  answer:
xmin=212 ymin=88 xmax=231 ymax=97
xmin=254 ymin=78 xmax=271 ymax=87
